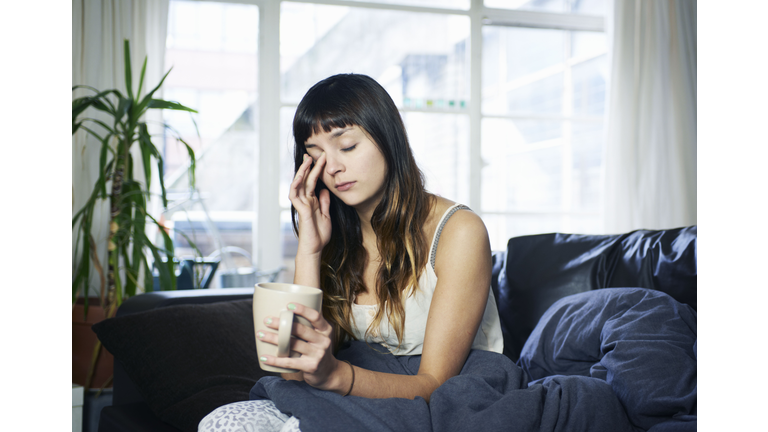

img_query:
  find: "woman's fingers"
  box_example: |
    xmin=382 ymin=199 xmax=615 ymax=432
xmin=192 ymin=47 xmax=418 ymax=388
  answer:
xmin=288 ymin=302 xmax=331 ymax=333
xmin=261 ymin=319 xmax=316 ymax=342
xmin=290 ymin=155 xmax=313 ymax=200
xmin=303 ymin=152 xmax=326 ymax=197
xmin=257 ymin=322 xmax=329 ymax=371
xmin=260 ymin=302 xmax=331 ymax=348
xmin=319 ymin=188 xmax=331 ymax=219
xmin=257 ymin=328 xmax=326 ymax=356
xmin=262 ymin=309 xmax=329 ymax=341
xmin=258 ymin=303 xmax=338 ymax=388
xmin=258 ymin=352 xmax=316 ymax=373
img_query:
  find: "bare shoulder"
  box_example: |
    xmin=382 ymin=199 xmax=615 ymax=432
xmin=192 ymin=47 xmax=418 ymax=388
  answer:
xmin=431 ymin=198 xmax=491 ymax=276
xmin=437 ymin=207 xmax=490 ymax=251
xmin=423 ymin=195 xmax=454 ymax=240
xmin=428 ymin=196 xmax=456 ymax=222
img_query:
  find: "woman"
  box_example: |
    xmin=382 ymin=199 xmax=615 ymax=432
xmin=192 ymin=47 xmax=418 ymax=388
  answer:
xmin=200 ymin=73 xmax=502 ymax=431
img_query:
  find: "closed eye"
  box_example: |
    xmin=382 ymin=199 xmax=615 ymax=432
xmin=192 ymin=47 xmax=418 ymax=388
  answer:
xmin=341 ymin=144 xmax=357 ymax=152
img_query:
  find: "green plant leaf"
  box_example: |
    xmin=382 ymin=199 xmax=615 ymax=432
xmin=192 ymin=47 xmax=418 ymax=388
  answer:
xmin=73 ymin=37 xmax=194 ymax=306
xmin=72 ymin=97 xmax=95 ymax=120
xmin=143 ymin=259 xmax=153 ymax=294
xmin=72 ymin=84 xmax=101 ymax=93
xmin=115 ymin=96 xmax=132 ymax=129
xmin=189 ymin=114 xmax=201 ymax=139
xmin=146 ymin=240 xmax=171 ymax=291
xmin=171 ymin=229 xmax=204 ymax=261
xmin=129 ymin=205 xmax=146 ymax=298
xmin=72 ymin=223 xmax=89 ymax=305
xmin=145 ymin=212 xmax=177 ymax=291
xmin=138 ymin=67 xmax=173 ymax=112
xmin=137 ymin=56 xmax=148 ymax=100
xmin=138 ymin=124 xmax=152 ymax=190
xmin=78 ymin=124 xmax=108 ymax=144
xmin=147 ymin=99 xmax=198 ymax=113
xmin=72 ymin=98 xmax=106 ymax=128
xmin=80 ymin=117 xmax=117 ymax=136
xmin=157 ymin=154 xmax=168 ymax=208
xmin=138 ymin=126 xmax=168 ymax=207
xmin=163 ymin=123 xmax=197 ymax=188
xmin=72 ymin=86 xmax=122 ymax=100
xmin=72 ymin=90 xmax=121 ymax=120
xmin=76 ymin=214 xmax=92 ymax=310
xmin=120 ymin=243 xmax=136 ymax=299
xmin=179 ymin=137 xmax=197 ymax=188
xmin=124 ymin=39 xmax=133 ymax=101
xmin=127 ymin=151 xmax=134 ymax=182
xmin=124 ymin=267 xmax=141 ymax=297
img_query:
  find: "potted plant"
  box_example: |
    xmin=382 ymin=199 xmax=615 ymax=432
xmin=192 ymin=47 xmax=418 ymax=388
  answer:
xmin=72 ymin=39 xmax=197 ymax=390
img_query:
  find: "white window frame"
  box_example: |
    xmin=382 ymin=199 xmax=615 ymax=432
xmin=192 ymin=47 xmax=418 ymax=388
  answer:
xmin=171 ymin=0 xmax=606 ymax=267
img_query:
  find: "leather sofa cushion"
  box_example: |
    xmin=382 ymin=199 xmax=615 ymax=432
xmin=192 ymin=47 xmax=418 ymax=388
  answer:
xmin=491 ymin=226 xmax=697 ymax=362
xmin=92 ymin=299 xmax=279 ymax=432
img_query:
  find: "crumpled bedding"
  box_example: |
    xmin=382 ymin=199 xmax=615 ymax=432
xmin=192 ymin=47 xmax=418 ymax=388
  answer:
xmin=250 ymin=288 xmax=697 ymax=432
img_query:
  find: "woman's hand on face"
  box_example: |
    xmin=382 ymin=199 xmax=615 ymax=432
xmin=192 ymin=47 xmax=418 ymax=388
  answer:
xmin=289 ymin=153 xmax=332 ymax=256
xmin=258 ymin=302 xmax=346 ymax=392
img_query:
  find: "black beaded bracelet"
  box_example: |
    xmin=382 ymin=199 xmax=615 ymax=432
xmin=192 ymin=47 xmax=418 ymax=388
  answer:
xmin=342 ymin=360 xmax=355 ymax=396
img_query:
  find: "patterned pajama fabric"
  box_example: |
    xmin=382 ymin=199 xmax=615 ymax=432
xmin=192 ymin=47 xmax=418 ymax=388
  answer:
xmin=199 ymin=400 xmax=301 ymax=432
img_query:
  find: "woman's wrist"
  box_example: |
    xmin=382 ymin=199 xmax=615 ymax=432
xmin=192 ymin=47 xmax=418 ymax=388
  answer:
xmin=294 ymin=251 xmax=323 ymax=264
xmin=293 ymin=252 xmax=323 ymax=288
xmin=328 ymin=359 xmax=354 ymax=395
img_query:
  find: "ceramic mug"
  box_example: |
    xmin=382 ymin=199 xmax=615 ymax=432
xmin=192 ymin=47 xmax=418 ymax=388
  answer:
xmin=253 ymin=282 xmax=323 ymax=373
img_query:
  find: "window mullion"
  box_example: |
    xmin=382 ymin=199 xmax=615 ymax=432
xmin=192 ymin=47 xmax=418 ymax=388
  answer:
xmin=256 ymin=0 xmax=282 ymax=272
xmin=483 ymin=7 xmax=604 ymax=32
xmin=469 ymin=0 xmax=483 ymax=211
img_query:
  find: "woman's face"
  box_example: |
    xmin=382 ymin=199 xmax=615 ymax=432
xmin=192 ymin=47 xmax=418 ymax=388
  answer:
xmin=304 ymin=125 xmax=388 ymax=214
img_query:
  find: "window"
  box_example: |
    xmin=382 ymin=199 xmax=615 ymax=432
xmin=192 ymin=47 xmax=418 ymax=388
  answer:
xmin=161 ymin=1 xmax=260 ymax=282
xmin=278 ymin=1 xmax=472 ymax=206
xmin=484 ymin=0 xmax=606 ymax=15
xmin=162 ymin=0 xmax=608 ymax=280
xmin=480 ymin=24 xmax=608 ymax=249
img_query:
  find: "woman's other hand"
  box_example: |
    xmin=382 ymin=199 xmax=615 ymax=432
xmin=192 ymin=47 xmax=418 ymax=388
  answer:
xmin=290 ymin=153 xmax=332 ymax=256
xmin=257 ymin=302 xmax=350 ymax=394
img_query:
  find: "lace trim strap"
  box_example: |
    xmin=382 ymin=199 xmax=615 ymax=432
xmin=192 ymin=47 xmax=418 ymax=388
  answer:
xmin=429 ymin=204 xmax=472 ymax=270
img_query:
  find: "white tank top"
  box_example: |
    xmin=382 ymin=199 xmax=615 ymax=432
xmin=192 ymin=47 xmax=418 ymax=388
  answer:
xmin=349 ymin=203 xmax=504 ymax=356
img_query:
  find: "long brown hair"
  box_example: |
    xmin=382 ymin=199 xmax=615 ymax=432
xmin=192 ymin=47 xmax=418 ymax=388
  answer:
xmin=291 ymin=74 xmax=433 ymax=349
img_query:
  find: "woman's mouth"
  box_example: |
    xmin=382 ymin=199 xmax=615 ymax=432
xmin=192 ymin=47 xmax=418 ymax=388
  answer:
xmin=335 ymin=181 xmax=355 ymax=191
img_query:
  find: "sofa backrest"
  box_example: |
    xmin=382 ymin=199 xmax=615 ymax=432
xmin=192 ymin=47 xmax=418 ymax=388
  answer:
xmin=490 ymin=226 xmax=697 ymax=362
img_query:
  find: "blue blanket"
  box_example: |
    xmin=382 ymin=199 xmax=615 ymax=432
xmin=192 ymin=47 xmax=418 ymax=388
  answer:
xmin=251 ymin=288 xmax=697 ymax=432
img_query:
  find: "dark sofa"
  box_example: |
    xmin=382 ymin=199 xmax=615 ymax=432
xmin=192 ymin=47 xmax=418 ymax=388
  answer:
xmin=93 ymin=226 xmax=697 ymax=432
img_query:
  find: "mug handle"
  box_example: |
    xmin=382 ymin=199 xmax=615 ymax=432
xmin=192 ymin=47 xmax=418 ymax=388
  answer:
xmin=276 ymin=309 xmax=294 ymax=357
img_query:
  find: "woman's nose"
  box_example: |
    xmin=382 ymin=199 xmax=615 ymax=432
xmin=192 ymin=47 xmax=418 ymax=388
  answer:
xmin=324 ymin=152 xmax=343 ymax=175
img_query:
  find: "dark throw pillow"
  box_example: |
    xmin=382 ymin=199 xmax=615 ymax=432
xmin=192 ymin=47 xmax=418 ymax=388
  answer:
xmin=92 ymin=299 xmax=279 ymax=432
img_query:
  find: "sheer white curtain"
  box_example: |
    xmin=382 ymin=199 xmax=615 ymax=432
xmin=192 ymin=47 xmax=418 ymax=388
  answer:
xmin=72 ymin=0 xmax=170 ymax=296
xmin=603 ymin=0 xmax=697 ymax=233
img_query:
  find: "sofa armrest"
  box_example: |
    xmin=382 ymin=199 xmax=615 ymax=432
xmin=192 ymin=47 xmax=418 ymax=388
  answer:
xmin=116 ymin=288 xmax=255 ymax=317
xmin=112 ymin=289 xmax=255 ymax=407
xmin=99 ymin=403 xmax=183 ymax=432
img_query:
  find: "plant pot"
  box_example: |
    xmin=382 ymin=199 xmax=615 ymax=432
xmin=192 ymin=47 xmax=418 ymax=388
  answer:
xmin=73 ymin=298 xmax=114 ymax=388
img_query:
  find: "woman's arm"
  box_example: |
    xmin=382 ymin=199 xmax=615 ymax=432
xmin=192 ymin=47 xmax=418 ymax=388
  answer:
xmin=260 ymin=209 xmax=492 ymax=401
xmin=289 ymin=152 xmax=331 ymax=289
xmin=282 ymin=152 xmax=332 ymax=381
xmin=416 ymin=209 xmax=493 ymax=396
